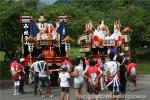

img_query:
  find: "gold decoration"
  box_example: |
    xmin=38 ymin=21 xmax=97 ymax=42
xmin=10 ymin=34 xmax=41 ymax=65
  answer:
xmin=63 ymin=36 xmax=74 ymax=43
xmin=27 ymin=35 xmax=37 ymax=43
xmin=84 ymin=20 xmax=93 ymax=34
xmin=122 ymin=27 xmax=133 ymax=33
xmin=97 ymin=20 xmax=110 ymax=36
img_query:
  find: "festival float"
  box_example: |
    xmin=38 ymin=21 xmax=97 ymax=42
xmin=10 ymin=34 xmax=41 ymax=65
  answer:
xmin=78 ymin=20 xmax=132 ymax=59
xmin=20 ymin=15 xmax=71 ymax=85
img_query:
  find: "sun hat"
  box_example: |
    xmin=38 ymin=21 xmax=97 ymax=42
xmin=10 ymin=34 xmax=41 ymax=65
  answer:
xmin=120 ymin=53 xmax=125 ymax=56
xmin=20 ymin=58 xmax=25 ymax=62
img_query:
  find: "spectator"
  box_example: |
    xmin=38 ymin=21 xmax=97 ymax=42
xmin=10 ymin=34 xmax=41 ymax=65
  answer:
xmin=19 ymin=58 xmax=26 ymax=94
xmin=72 ymin=57 xmax=84 ymax=100
xmin=58 ymin=67 xmax=70 ymax=100
xmin=36 ymin=54 xmax=49 ymax=97
xmin=61 ymin=57 xmax=73 ymax=73
xmin=116 ymin=55 xmax=127 ymax=100
xmin=127 ymin=58 xmax=137 ymax=91
xmin=84 ymin=56 xmax=90 ymax=70
xmin=120 ymin=53 xmax=128 ymax=66
xmin=47 ymin=70 xmax=54 ymax=98
xmin=95 ymin=58 xmax=104 ymax=90
xmin=30 ymin=57 xmax=40 ymax=95
xmin=101 ymin=56 xmax=106 ymax=90
xmin=10 ymin=58 xmax=22 ymax=95
xmin=82 ymin=58 xmax=102 ymax=100
xmin=105 ymin=53 xmax=120 ymax=99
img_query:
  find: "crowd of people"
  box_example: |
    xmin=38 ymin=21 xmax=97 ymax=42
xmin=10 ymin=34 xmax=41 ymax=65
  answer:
xmin=9 ymin=50 xmax=137 ymax=100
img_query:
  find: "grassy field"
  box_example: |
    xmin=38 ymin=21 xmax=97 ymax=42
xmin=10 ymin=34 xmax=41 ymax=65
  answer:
xmin=0 ymin=48 xmax=150 ymax=80
xmin=0 ymin=51 xmax=5 ymax=61
xmin=68 ymin=47 xmax=84 ymax=59
xmin=136 ymin=53 xmax=150 ymax=74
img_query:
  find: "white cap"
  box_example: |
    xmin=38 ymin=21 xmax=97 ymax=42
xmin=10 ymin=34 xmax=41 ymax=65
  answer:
xmin=120 ymin=53 xmax=125 ymax=56
xmin=20 ymin=58 xmax=25 ymax=62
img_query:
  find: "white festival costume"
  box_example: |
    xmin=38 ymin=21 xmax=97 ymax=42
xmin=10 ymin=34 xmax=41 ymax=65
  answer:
xmin=106 ymin=61 xmax=120 ymax=93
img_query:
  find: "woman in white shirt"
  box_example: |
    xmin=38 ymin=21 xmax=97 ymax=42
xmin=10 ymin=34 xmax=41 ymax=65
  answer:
xmin=73 ymin=57 xmax=84 ymax=100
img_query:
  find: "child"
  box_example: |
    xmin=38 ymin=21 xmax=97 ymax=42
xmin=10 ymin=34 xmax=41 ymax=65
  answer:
xmin=58 ymin=67 xmax=70 ymax=100
xmin=61 ymin=57 xmax=73 ymax=73
xmin=100 ymin=56 xmax=106 ymax=90
xmin=10 ymin=59 xmax=23 ymax=95
xmin=48 ymin=70 xmax=54 ymax=97
xmin=82 ymin=58 xmax=102 ymax=100
xmin=127 ymin=58 xmax=137 ymax=91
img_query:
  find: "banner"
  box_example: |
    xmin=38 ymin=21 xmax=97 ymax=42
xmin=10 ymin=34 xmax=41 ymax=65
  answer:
xmin=57 ymin=20 xmax=66 ymax=41
xmin=20 ymin=16 xmax=31 ymax=45
xmin=30 ymin=21 xmax=39 ymax=36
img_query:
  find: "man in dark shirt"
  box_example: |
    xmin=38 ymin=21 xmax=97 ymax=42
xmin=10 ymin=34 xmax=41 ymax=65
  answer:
xmin=116 ymin=55 xmax=127 ymax=100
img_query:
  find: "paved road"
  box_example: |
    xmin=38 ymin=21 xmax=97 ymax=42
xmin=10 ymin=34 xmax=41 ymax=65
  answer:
xmin=0 ymin=75 xmax=150 ymax=100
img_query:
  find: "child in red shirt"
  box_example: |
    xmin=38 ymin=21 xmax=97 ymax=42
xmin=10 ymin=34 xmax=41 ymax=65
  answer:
xmin=10 ymin=60 xmax=23 ymax=95
xmin=127 ymin=58 xmax=137 ymax=91
xmin=83 ymin=58 xmax=102 ymax=100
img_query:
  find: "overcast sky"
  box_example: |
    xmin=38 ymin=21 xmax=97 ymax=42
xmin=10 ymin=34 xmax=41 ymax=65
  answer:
xmin=38 ymin=0 xmax=58 ymax=7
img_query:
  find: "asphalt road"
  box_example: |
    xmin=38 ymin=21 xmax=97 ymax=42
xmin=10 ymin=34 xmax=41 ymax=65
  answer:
xmin=0 ymin=75 xmax=150 ymax=100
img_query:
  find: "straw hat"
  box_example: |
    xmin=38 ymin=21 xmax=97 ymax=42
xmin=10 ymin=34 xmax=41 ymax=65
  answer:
xmin=120 ymin=53 xmax=125 ymax=56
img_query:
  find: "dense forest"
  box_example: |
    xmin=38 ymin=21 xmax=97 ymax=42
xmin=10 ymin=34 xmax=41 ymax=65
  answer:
xmin=0 ymin=0 xmax=150 ymax=52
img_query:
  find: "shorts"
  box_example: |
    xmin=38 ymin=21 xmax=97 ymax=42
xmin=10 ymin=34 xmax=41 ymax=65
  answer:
xmin=39 ymin=77 xmax=48 ymax=88
xmin=120 ymin=82 xmax=126 ymax=93
xmin=86 ymin=83 xmax=100 ymax=94
xmin=74 ymin=82 xmax=83 ymax=89
xmin=61 ymin=87 xmax=69 ymax=93
xmin=108 ymin=83 xmax=120 ymax=95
